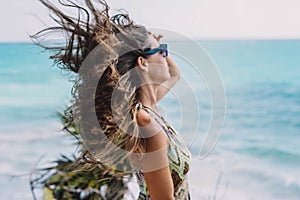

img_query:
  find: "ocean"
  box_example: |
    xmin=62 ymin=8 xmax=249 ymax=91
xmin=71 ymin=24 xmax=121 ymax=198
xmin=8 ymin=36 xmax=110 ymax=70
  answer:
xmin=0 ymin=40 xmax=299 ymax=199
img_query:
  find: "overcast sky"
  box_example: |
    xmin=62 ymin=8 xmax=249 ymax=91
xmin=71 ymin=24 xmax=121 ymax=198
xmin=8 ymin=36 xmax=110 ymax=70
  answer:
xmin=1 ymin=0 xmax=300 ymax=42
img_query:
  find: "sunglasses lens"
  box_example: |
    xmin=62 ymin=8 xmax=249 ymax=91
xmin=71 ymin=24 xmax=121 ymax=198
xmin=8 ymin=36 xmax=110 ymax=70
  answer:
xmin=159 ymin=50 xmax=167 ymax=57
xmin=160 ymin=44 xmax=168 ymax=57
xmin=160 ymin=44 xmax=167 ymax=50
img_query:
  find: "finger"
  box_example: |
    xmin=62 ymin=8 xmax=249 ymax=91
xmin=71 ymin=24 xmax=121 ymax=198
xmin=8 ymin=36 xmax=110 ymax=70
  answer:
xmin=153 ymin=34 xmax=163 ymax=42
xmin=157 ymin=34 xmax=163 ymax=40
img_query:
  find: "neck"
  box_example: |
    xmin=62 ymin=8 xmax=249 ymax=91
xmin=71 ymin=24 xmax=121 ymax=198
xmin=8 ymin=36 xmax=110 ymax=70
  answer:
xmin=138 ymin=84 xmax=158 ymax=109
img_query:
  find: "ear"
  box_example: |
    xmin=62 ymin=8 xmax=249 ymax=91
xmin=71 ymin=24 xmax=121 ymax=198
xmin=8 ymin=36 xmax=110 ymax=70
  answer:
xmin=136 ymin=56 xmax=148 ymax=72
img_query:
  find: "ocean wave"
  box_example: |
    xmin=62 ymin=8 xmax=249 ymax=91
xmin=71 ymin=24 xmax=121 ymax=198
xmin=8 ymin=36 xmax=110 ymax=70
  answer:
xmin=237 ymin=146 xmax=300 ymax=166
xmin=190 ymin=150 xmax=300 ymax=199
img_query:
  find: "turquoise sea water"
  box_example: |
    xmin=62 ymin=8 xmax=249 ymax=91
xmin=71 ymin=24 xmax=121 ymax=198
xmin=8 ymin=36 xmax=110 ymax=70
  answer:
xmin=0 ymin=41 xmax=299 ymax=199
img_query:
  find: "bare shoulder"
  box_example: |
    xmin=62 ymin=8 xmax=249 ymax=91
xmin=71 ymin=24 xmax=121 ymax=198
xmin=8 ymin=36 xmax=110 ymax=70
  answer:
xmin=136 ymin=108 xmax=151 ymax=127
xmin=136 ymin=108 xmax=169 ymax=152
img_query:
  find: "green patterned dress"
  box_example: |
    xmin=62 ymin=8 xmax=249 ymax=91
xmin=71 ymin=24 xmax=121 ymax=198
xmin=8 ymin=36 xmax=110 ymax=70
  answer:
xmin=135 ymin=103 xmax=192 ymax=200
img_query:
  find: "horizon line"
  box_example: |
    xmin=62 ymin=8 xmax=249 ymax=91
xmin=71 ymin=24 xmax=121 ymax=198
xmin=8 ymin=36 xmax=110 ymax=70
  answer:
xmin=1 ymin=36 xmax=300 ymax=44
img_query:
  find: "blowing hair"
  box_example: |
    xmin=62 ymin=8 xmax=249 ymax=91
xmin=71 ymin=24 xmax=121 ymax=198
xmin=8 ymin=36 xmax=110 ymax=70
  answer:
xmin=32 ymin=0 xmax=152 ymax=175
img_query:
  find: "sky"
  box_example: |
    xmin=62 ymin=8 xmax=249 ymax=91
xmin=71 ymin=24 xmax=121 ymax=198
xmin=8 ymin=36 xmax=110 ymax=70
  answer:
xmin=1 ymin=0 xmax=300 ymax=42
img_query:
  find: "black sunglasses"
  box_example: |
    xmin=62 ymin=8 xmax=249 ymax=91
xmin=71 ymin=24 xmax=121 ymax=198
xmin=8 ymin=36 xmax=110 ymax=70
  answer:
xmin=143 ymin=44 xmax=168 ymax=57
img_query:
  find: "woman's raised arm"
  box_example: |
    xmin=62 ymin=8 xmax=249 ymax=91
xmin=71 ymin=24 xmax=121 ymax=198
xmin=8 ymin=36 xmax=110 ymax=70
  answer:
xmin=156 ymin=55 xmax=181 ymax=101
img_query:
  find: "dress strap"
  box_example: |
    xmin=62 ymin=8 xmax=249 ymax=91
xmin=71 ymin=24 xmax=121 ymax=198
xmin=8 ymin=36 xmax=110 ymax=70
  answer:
xmin=136 ymin=102 xmax=175 ymax=135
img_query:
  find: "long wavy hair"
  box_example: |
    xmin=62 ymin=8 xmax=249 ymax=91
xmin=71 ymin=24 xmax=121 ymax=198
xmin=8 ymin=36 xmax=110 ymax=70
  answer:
xmin=32 ymin=0 xmax=153 ymax=175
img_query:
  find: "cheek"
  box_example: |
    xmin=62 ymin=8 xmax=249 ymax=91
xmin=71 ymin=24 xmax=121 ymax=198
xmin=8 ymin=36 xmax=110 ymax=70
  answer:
xmin=161 ymin=56 xmax=168 ymax=66
xmin=159 ymin=58 xmax=169 ymax=74
xmin=158 ymin=55 xmax=168 ymax=66
xmin=149 ymin=64 xmax=170 ymax=82
xmin=147 ymin=55 xmax=169 ymax=80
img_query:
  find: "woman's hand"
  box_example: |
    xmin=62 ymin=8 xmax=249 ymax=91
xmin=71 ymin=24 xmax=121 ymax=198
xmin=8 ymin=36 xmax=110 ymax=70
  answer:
xmin=153 ymin=33 xmax=163 ymax=42
xmin=148 ymin=32 xmax=163 ymax=42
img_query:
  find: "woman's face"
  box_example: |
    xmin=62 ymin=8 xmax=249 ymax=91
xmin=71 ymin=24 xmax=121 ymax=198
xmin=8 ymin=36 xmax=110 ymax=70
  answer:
xmin=145 ymin=35 xmax=170 ymax=83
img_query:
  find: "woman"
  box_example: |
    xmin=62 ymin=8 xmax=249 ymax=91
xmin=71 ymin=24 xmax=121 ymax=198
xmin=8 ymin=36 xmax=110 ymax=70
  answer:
xmin=33 ymin=0 xmax=192 ymax=199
